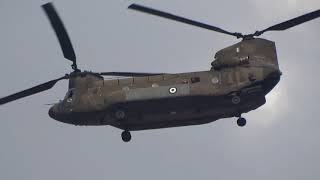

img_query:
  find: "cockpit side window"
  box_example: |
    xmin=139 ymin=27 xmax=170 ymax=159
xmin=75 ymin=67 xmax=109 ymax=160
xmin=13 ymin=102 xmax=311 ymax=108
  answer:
xmin=68 ymin=91 xmax=73 ymax=98
xmin=65 ymin=88 xmax=75 ymax=102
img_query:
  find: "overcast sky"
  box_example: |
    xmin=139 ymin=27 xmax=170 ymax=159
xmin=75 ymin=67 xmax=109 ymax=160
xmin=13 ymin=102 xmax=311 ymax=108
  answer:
xmin=0 ymin=0 xmax=319 ymax=179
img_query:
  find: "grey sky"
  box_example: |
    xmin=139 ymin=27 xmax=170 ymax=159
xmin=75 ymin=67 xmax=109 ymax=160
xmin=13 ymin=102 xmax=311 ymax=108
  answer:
xmin=0 ymin=0 xmax=319 ymax=179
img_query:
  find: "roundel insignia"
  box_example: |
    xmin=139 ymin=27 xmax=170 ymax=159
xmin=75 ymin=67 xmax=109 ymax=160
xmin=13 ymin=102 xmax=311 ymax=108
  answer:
xmin=169 ymin=87 xmax=177 ymax=94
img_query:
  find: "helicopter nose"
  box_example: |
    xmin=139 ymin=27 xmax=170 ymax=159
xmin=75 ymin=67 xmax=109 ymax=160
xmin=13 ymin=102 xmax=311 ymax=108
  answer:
xmin=48 ymin=105 xmax=58 ymax=120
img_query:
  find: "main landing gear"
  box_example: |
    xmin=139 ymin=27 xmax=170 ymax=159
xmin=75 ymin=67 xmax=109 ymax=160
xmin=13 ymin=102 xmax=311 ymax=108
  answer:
xmin=114 ymin=108 xmax=131 ymax=142
xmin=121 ymin=130 xmax=131 ymax=142
xmin=236 ymin=116 xmax=247 ymax=127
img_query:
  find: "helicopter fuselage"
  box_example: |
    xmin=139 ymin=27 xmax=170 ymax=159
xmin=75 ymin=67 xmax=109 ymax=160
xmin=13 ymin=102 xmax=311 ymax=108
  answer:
xmin=49 ymin=38 xmax=281 ymax=130
xmin=0 ymin=2 xmax=317 ymax=142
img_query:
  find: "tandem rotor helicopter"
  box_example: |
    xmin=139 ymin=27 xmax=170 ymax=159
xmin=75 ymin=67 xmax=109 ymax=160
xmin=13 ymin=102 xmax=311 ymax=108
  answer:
xmin=1 ymin=2 xmax=319 ymax=142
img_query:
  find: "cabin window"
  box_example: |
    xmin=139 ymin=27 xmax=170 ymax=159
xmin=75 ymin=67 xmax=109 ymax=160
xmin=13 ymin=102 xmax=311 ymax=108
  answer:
xmin=182 ymin=79 xmax=188 ymax=84
xmin=211 ymin=77 xmax=219 ymax=84
xmin=191 ymin=77 xmax=200 ymax=83
xmin=151 ymin=83 xmax=159 ymax=87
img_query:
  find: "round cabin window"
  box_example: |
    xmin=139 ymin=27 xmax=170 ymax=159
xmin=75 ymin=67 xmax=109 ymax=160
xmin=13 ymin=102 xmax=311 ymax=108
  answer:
xmin=169 ymin=87 xmax=177 ymax=94
xmin=211 ymin=77 xmax=219 ymax=84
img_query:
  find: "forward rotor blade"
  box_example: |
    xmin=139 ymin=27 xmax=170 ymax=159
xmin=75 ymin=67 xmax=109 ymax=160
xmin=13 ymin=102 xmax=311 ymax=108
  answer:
xmin=42 ymin=3 xmax=77 ymax=63
xmin=128 ymin=4 xmax=243 ymax=38
xmin=98 ymin=72 xmax=164 ymax=77
xmin=256 ymin=9 xmax=320 ymax=36
xmin=0 ymin=76 xmax=66 ymax=105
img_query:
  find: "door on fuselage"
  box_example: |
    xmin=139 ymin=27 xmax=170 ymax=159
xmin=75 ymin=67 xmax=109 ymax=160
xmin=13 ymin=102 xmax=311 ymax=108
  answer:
xmin=86 ymin=80 xmax=104 ymax=111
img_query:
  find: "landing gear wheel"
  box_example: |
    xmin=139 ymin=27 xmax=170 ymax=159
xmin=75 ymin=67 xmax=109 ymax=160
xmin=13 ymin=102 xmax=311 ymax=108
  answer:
xmin=114 ymin=109 xmax=126 ymax=120
xmin=121 ymin=130 xmax=131 ymax=142
xmin=237 ymin=117 xmax=247 ymax=127
xmin=231 ymin=95 xmax=241 ymax=104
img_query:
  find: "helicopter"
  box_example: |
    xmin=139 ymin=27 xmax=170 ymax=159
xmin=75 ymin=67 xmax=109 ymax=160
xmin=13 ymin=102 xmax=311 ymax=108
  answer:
xmin=0 ymin=3 xmax=319 ymax=142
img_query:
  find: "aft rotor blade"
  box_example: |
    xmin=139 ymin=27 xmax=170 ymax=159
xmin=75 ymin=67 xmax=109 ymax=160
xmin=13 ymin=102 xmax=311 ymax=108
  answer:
xmin=0 ymin=76 xmax=66 ymax=105
xmin=98 ymin=72 xmax=164 ymax=77
xmin=128 ymin=4 xmax=243 ymax=38
xmin=42 ymin=3 xmax=77 ymax=64
xmin=256 ymin=9 xmax=320 ymax=36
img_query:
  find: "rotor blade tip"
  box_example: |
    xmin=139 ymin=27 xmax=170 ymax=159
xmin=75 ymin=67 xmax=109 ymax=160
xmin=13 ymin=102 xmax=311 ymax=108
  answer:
xmin=42 ymin=2 xmax=52 ymax=8
xmin=128 ymin=4 xmax=138 ymax=9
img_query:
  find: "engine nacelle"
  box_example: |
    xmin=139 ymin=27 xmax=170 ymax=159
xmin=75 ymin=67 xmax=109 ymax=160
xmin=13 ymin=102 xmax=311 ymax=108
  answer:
xmin=211 ymin=38 xmax=279 ymax=70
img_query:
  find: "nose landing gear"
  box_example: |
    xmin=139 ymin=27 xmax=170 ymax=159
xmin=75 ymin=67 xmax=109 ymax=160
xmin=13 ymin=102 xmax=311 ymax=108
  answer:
xmin=121 ymin=130 xmax=132 ymax=142
xmin=236 ymin=116 xmax=247 ymax=127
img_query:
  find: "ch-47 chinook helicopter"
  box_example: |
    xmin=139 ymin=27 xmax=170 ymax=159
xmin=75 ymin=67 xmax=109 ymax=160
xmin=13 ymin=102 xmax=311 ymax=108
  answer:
xmin=0 ymin=3 xmax=319 ymax=142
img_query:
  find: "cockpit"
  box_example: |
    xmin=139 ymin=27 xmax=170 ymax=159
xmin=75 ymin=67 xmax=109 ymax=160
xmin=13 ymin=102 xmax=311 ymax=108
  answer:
xmin=48 ymin=88 xmax=76 ymax=123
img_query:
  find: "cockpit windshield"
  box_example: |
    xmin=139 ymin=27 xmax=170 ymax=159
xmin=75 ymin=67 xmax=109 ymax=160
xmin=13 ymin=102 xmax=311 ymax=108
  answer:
xmin=64 ymin=88 xmax=75 ymax=102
